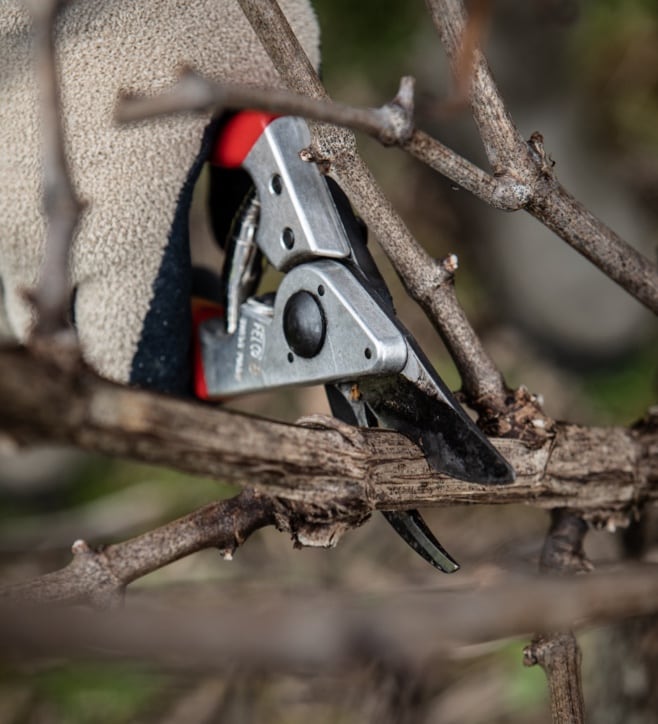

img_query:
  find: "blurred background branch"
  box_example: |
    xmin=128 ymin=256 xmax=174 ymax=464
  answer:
xmin=2 ymin=564 xmax=658 ymax=671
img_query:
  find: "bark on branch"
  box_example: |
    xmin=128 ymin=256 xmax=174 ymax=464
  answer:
xmin=1 ymin=344 xmax=656 ymax=525
xmin=524 ymin=632 xmax=586 ymax=724
xmin=117 ymin=69 xmax=416 ymax=147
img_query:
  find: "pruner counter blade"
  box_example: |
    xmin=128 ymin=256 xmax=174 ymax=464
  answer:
xmin=383 ymin=510 xmax=460 ymax=573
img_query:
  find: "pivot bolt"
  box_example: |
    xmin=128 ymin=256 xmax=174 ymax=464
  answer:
xmin=283 ymin=291 xmax=326 ymax=358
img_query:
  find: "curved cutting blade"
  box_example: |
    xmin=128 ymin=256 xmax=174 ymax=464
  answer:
xmin=358 ymin=367 xmax=515 ymax=486
xmin=326 ymin=382 xmax=461 ymax=573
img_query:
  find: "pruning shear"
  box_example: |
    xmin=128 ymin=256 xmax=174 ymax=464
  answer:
xmin=193 ymin=111 xmax=514 ymax=572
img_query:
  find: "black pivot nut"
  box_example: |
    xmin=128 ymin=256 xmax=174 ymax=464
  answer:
xmin=283 ymin=291 xmax=326 ymax=358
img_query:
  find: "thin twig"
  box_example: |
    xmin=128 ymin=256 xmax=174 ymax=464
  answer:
xmin=539 ymin=510 xmax=593 ymax=575
xmin=425 ymin=0 xmax=529 ymax=174
xmin=527 ymin=171 xmax=658 ymax=316
xmin=118 ymin=68 xmax=415 ymax=147
xmin=403 ymin=130 xmax=503 ymax=206
xmin=0 ymin=480 xmax=210 ymax=552
xmin=116 ymin=72 xmax=519 ymax=211
xmin=22 ymin=0 xmax=83 ymax=340
xmin=523 ymin=632 xmax=585 ymax=724
xmin=1 ymin=489 xmax=276 ymax=607
xmin=437 ymin=0 xmax=492 ymax=116
xmin=238 ymin=0 xmax=326 ymax=99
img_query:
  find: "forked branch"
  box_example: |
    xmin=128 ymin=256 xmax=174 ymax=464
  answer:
xmin=1 ymin=490 xmax=276 ymax=607
xmin=425 ymin=0 xmax=658 ymax=314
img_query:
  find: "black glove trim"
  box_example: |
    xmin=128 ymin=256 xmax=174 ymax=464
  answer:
xmin=129 ymin=118 xmax=221 ymax=395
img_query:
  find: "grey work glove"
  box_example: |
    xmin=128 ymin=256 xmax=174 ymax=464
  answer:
xmin=0 ymin=0 xmax=320 ymax=394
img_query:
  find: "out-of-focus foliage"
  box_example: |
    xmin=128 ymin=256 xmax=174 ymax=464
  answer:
xmin=28 ymin=664 xmax=165 ymax=724
xmin=583 ymin=343 xmax=657 ymax=424
xmin=313 ymin=0 xmax=425 ymax=89
xmin=573 ymin=0 xmax=658 ymax=152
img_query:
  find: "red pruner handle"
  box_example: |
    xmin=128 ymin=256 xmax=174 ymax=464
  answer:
xmin=211 ymin=110 xmax=279 ymax=168
xmin=191 ymin=297 xmax=224 ymax=400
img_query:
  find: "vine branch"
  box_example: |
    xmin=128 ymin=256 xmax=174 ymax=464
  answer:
xmin=1 ymin=344 xmax=656 ymax=521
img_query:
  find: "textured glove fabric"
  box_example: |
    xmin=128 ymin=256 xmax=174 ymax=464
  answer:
xmin=0 ymin=0 xmax=320 ymax=393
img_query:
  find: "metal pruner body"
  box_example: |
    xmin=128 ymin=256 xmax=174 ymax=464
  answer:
xmin=194 ymin=112 xmax=514 ymax=572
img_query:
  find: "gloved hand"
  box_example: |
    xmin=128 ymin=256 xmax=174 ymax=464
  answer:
xmin=0 ymin=0 xmax=320 ymax=394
